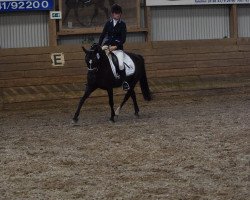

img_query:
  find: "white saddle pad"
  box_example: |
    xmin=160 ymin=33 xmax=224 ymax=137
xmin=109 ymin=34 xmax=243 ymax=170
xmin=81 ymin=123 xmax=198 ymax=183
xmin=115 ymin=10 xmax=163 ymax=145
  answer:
xmin=107 ymin=51 xmax=135 ymax=79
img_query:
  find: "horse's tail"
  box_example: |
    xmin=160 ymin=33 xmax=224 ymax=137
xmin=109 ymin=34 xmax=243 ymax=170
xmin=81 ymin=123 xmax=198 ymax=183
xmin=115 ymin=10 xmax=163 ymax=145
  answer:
xmin=138 ymin=55 xmax=152 ymax=101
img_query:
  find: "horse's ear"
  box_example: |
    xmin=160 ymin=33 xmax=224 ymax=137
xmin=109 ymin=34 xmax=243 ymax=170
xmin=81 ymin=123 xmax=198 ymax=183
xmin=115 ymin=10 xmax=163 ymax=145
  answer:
xmin=82 ymin=46 xmax=89 ymax=54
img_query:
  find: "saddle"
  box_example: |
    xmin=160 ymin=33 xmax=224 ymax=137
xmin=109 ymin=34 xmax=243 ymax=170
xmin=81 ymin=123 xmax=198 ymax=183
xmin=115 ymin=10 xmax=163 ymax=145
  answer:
xmin=110 ymin=52 xmax=120 ymax=73
xmin=107 ymin=51 xmax=135 ymax=79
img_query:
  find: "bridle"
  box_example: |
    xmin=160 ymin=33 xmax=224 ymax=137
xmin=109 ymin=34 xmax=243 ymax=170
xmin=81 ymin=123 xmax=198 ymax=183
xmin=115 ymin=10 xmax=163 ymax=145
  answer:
xmin=87 ymin=59 xmax=98 ymax=72
xmin=86 ymin=49 xmax=100 ymax=72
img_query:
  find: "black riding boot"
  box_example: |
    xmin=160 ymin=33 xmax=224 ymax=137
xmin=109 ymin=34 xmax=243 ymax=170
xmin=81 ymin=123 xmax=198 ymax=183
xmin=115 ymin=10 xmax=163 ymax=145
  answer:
xmin=119 ymin=69 xmax=130 ymax=91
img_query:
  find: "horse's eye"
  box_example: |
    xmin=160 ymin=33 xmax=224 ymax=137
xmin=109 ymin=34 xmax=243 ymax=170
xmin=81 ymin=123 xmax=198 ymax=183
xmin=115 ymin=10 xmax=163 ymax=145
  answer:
xmin=96 ymin=53 xmax=100 ymax=60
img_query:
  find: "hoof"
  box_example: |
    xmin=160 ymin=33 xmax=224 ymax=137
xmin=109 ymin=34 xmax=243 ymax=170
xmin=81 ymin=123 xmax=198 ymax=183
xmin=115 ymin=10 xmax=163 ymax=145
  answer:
xmin=135 ymin=113 xmax=140 ymax=118
xmin=109 ymin=118 xmax=115 ymax=123
xmin=71 ymin=119 xmax=80 ymax=126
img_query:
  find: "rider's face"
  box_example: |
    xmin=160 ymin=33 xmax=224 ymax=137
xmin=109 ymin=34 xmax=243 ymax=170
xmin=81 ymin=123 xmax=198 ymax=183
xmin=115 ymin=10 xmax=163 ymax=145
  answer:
xmin=112 ymin=12 xmax=121 ymax=20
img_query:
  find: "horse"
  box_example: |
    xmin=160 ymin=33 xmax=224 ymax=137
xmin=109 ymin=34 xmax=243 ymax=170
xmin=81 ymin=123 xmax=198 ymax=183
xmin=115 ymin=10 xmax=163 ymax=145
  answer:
xmin=72 ymin=43 xmax=152 ymax=124
xmin=63 ymin=0 xmax=115 ymax=26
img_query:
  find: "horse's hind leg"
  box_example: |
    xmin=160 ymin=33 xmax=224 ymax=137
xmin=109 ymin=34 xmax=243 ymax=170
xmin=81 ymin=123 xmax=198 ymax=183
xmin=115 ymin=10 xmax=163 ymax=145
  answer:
xmin=72 ymin=85 xmax=96 ymax=124
xmin=131 ymin=90 xmax=140 ymax=117
xmin=115 ymin=89 xmax=133 ymax=117
xmin=107 ymin=88 xmax=115 ymax=122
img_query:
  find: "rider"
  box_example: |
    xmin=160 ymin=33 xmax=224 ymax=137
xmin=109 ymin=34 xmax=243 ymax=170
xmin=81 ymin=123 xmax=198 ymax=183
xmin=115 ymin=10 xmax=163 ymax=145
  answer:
xmin=98 ymin=4 xmax=129 ymax=91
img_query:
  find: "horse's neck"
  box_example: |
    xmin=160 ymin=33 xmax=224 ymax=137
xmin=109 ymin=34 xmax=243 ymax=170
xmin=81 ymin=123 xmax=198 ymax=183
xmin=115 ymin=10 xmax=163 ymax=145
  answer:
xmin=100 ymin=55 xmax=111 ymax=71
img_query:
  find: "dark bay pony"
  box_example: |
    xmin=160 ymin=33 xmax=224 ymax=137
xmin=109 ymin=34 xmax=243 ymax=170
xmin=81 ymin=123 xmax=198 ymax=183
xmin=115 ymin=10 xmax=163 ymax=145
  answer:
xmin=63 ymin=0 xmax=115 ymax=26
xmin=72 ymin=43 xmax=152 ymax=124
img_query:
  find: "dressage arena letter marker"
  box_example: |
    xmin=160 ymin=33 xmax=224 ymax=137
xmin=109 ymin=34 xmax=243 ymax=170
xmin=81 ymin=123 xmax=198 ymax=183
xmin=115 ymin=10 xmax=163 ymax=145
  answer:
xmin=51 ymin=53 xmax=65 ymax=67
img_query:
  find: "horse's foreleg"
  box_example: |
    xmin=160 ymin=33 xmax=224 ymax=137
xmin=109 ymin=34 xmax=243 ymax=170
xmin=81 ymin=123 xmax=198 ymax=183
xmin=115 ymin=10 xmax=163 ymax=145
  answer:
xmin=108 ymin=0 xmax=115 ymax=7
xmin=130 ymin=90 xmax=140 ymax=117
xmin=90 ymin=7 xmax=99 ymax=24
xmin=98 ymin=3 xmax=109 ymax=20
xmin=63 ymin=7 xmax=71 ymax=24
xmin=72 ymin=85 xmax=96 ymax=123
xmin=74 ymin=4 xmax=85 ymax=26
xmin=107 ymin=89 xmax=115 ymax=122
xmin=115 ymin=89 xmax=133 ymax=116
xmin=102 ymin=6 xmax=109 ymax=19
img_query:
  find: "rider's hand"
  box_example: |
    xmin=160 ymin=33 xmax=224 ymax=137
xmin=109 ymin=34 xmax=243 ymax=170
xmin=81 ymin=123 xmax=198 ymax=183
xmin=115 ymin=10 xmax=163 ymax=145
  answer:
xmin=109 ymin=46 xmax=117 ymax=51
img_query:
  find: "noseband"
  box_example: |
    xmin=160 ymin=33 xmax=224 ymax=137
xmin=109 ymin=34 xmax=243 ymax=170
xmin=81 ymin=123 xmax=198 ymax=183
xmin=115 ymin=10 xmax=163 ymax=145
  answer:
xmin=87 ymin=49 xmax=99 ymax=72
xmin=87 ymin=59 xmax=98 ymax=72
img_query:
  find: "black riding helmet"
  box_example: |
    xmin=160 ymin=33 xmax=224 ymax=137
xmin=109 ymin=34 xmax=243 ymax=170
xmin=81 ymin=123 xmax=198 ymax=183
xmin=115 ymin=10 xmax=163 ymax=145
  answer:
xmin=111 ymin=4 xmax=122 ymax=14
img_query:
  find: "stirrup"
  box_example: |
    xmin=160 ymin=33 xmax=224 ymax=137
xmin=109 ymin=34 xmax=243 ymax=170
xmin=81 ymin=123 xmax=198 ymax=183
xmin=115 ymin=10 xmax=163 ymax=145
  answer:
xmin=122 ymin=81 xmax=130 ymax=91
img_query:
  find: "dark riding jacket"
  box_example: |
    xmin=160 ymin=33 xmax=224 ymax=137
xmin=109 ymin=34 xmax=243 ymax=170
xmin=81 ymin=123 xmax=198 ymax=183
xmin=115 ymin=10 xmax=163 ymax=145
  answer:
xmin=98 ymin=19 xmax=127 ymax=50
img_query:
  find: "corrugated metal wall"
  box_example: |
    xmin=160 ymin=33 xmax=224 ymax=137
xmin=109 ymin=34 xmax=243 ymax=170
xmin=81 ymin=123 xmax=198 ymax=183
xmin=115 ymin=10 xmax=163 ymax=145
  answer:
xmin=1 ymin=4 xmax=250 ymax=49
xmin=238 ymin=5 xmax=250 ymax=38
xmin=0 ymin=11 xmax=48 ymax=48
xmin=151 ymin=5 xmax=230 ymax=41
xmin=58 ymin=32 xmax=145 ymax=45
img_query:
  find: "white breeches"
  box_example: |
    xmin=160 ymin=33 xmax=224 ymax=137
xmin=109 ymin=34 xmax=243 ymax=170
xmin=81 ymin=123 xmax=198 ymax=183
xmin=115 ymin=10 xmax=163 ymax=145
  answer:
xmin=112 ymin=50 xmax=125 ymax=70
xmin=102 ymin=46 xmax=124 ymax=70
